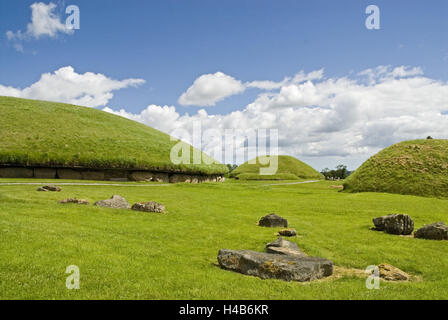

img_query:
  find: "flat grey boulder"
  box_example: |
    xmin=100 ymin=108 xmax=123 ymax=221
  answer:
xmin=266 ymin=237 xmax=305 ymax=257
xmin=278 ymin=228 xmax=297 ymax=237
xmin=414 ymin=222 xmax=448 ymax=240
xmin=59 ymin=198 xmax=89 ymax=205
xmin=372 ymin=214 xmax=414 ymax=235
xmin=217 ymin=249 xmax=333 ymax=282
xmin=37 ymin=185 xmax=61 ymax=192
xmin=258 ymin=213 xmax=288 ymax=228
xmin=131 ymin=201 xmax=166 ymax=213
xmin=94 ymin=195 xmax=130 ymax=209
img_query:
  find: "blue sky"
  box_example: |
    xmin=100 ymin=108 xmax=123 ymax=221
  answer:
xmin=1 ymin=0 xmax=448 ymax=169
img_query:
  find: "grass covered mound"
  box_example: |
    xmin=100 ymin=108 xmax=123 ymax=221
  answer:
xmin=230 ymin=155 xmax=323 ymax=180
xmin=0 ymin=96 xmax=227 ymax=175
xmin=343 ymin=139 xmax=448 ymax=198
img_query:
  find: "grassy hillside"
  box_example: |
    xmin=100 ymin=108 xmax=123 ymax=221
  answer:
xmin=0 ymin=96 xmax=227 ymax=175
xmin=230 ymin=155 xmax=323 ymax=180
xmin=344 ymin=139 xmax=448 ymax=198
xmin=1 ymin=179 xmax=447 ymax=299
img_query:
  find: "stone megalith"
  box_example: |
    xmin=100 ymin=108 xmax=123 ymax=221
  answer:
xmin=94 ymin=195 xmax=130 ymax=209
xmin=372 ymin=214 xmax=414 ymax=235
xmin=217 ymin=249 xmax=333 ymax=282
xmin=131 ymin=201 xmax=166 ymax=213
xmin=266 ymin=237 xmax=305 ymax=257
xmin=258 ymin=213 xmax=288 ymax=228
xmin=414 ymin=222 xmax=448 ymax=240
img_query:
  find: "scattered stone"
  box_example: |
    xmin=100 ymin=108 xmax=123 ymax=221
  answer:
xmin=131 ymin=201 xmax=166 ymax=213
xmin=258 ymin=213 xmax=288 ymax=228
xmin=217 ymin=249 xmax=333 ymax=282
xmin=37 ymin=185 xmax=61 ymax=192
xmin=94 ymin=195 xmax=130 ymax=209
xmin=378 ymin=263 xmax=410 ymax=281
xmin=414 ymin=222 xmax=448 ymax=240
xmin=266 ymin=237 xmax=305 ymax=257
xmin=278 ymin=228 xmax=297 ymax=237
xmin=59 ymin=198 xmax=89 ymax=205
xmin=372 ymin=214 xmax=414 ymax=235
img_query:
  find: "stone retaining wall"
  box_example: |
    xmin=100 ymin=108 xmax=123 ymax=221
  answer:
xmin=0 ymin=167 xmax=225 ymax=183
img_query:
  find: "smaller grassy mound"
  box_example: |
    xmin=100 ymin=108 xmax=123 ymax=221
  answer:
xmin=343 ymin=139 xmax=448 ymax=198
xmin=230 ymin=155 xmax=323 ymax=180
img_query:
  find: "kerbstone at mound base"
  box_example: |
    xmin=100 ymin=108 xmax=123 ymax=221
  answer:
xmin=0 ymin=167 xmax=33 ymax=178
xmin=81 ymin=170 xmax=105 ymax=181
xmin=94 ymin=195 xmax=130 ymax=209
xmin=217 ymin=249 xmax=333 ymax=282
xmin=258 ymin=214 xmax=288 ymax=228
xmin=57 ymin=169 xmax=82 ymax=180
xmin=414 ymin=222 xmax=448 ymax=240
xmin=34 ymin=168 xmax=57 ymax=179
xmin=129 ymin=172 xmax=169 ymax=182
xmin=372 ymin=214 xmax=414 ymax=235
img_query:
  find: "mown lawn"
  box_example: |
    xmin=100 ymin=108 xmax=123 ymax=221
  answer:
xmin=0 ymin=179 xmax=447 ymax=299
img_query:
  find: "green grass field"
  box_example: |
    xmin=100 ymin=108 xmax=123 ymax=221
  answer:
xmin=1 ymin=178 xmax=447 ymax=300
xmin=0 ymin=96 xmax=227 ymax=175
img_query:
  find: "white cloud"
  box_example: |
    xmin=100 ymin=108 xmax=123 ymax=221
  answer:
xmin=178 ymin=69 xmax=325 ymax=106
xmin=246 ymin=69 xmax=325 ymax=90
xmin=6 ymin=2 xmax=74 ymax=51
xmin=0 ymin=66 xmax=145 ymax=108
xmin=178 ymin=72 xmax=245 ymax=106
xmin=107 ymin=66 xmax=448 ymax=169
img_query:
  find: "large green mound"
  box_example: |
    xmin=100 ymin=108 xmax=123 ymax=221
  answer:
xmin=230 ymin=155 xmax=323 ymax=180
xmin=0 ymin=96 xmax=227 ymax=175
xmin=343 ymin=139 xmax=448 ymax=198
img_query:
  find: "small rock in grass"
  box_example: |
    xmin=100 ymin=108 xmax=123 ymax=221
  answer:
xmin=414 ymin=222 xmax=448 ymax=240
xmin=94 ymin=195 xmax=130 ymax=209
xmin=131 ymin=201 xmax=166 ymax=213
xmin=278 ymin=228 xmax=297 ymax=237
xmin=258 ymin=213 xmax=288 ymax=228
xmin=217 ymin=249 xmax=333 ymax=282
xmin=377 ymin=263 xmax=410 ymax=281
xmin=266 ymin=237 xmax=305 ymax=257
xmin=59 ymin=198 xmax=89 ymax=205
xmin=372 ymin=214 xmax=414 ymax=235
xmin=37 ymin=185 xmax=62 ymax=192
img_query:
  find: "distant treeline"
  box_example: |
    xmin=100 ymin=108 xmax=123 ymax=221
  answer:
xmin=321 ymin=165 xmax=352 ymax=180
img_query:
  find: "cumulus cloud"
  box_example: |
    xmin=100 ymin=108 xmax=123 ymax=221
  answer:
xmin=106 ymin=66 xmax=448 ymax=169
xmin=6 ymin=2 xmax=74 ymax=51
xmin=178 ymin=72 xmax=245 ymax=106
xmin=0 ymin=66 xmax=145 ymax=108
xmin=246 ymin=69 xmax=325 ymax=90
xmin=178 ymin=69 xmax=325 ymax=107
